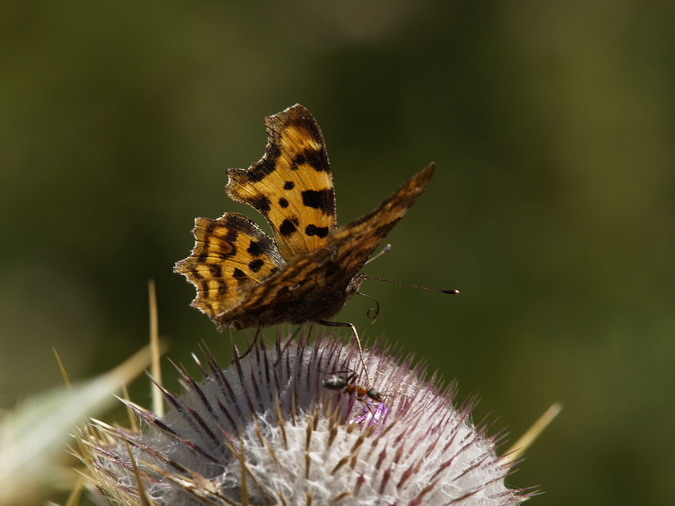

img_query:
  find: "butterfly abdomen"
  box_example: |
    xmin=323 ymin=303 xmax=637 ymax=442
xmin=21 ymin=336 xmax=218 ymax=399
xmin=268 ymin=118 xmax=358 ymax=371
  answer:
xmin=217 ymin=271 xmax=361 ymax=330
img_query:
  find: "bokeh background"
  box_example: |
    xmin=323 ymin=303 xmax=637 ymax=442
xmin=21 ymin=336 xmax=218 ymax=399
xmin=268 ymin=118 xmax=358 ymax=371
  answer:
xmin=2 ymin=0 xmax=674 ymax=503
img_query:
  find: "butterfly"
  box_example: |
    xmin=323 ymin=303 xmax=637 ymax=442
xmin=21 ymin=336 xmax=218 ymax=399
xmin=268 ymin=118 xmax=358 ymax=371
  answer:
xmin=174 ymin=104 xmax=436 ymax=332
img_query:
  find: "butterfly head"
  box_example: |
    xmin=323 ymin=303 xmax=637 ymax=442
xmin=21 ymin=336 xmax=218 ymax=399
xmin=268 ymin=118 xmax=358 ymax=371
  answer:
xmin=346 ymin=273 xmax=367 ymax=297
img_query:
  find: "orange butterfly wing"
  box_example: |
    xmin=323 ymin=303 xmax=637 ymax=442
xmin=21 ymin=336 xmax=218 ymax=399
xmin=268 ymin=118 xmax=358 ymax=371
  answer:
xmin=226 ymin=104 xmax=337 ymax=260
xmin=174 ymin=212 xmax=284 ymax=318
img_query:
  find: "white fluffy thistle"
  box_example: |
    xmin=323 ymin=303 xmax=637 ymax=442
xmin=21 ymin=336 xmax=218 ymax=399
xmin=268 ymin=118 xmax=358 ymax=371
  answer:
xmin=79 ymin=333 xmax=528 ymax=505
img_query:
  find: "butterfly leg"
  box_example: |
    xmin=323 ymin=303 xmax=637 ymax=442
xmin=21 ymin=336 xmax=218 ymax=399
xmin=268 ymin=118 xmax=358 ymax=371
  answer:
xmin=230 ymin=328 xmax=263 ymax=363
xmin=316 ymin=320 xmax=369 ymax=383
xmin=272 ymin=326 xmax=305 ymax=367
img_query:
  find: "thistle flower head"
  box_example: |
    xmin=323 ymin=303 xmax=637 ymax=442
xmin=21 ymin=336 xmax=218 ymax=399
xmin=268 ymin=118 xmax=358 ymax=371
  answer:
xmin=79 ymin=333 xmax=527 ymax=505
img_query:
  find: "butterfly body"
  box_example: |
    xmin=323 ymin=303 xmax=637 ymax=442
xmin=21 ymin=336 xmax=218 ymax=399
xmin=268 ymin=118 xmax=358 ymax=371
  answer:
xmin=175 ymin=104 xmax=435 ymax=331
xmin=218 ymin=254 xmax=366 ymax=330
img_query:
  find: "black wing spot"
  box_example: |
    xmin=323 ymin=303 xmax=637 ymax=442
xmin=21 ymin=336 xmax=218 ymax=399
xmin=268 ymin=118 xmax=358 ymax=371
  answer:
xmin=279 ymin=197 xmax=289 ymax=208
xmin=291 ymin=153 xmax=307 ymax=170
xmin=187 ymin=266 xmax=204 ymax=280
xmin=247 ymin=194 xmax=272 ymax=214
xmin=248 ymin=259 xmax=264 ymax=273
xmin=267 ymin=142 xmax=282 ymax=161
xmin=301 ymin=189 xmax=335 ymax=214
xmin=233 ymin=268 xmax=248 ymax=285
xmin=279 ymin=218 xmax=299 ymax=236
xmin=199 ymin=280 xmax=210 ymax=294
xmin=244 ymin=160 xmax=276 ymax=182
xmin=208 ymin=264 xmax=223 ymax=278
xmin=247 ymin=240 xmax=264 ymax=256
xmin=306 ymin=224 xmax=329 ymax=238
xmin=300 ymin=148 xmax=330 ymax=172
xmin=225 ymin=228 xmax=238 ymax=242
xmin=223 ymin=244 xmax=237 ymax=258
xmin=283 ymin=181 xmax=295 ymax=190
xmin=217 ymin=282 xmax=228 ymax=297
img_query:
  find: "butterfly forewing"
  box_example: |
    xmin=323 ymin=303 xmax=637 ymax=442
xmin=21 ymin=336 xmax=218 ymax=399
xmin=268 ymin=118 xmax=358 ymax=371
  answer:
xmin=226 ymin=104 xmax=337 ymax=260
xmin=174 ymin=212 xmax=284 ymax=318
xmin=327 ymin=163 xmax=436 ymax=286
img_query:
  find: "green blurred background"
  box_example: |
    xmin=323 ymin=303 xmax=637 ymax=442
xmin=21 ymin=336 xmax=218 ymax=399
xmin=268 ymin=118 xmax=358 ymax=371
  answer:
xmin=2 ymin=0 xmax=673 ymax=503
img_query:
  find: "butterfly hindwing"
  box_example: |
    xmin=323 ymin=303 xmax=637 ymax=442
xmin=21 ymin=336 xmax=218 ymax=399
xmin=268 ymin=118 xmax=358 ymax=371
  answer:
xmin=174 ymin=212 xmax=284 ymax=318
xmin=226 ymin=104 xmax=337 ymax=260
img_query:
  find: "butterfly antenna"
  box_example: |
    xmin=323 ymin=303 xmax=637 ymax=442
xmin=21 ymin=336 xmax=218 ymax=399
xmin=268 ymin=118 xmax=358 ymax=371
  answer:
xmin=241 ymin=328 xmax=264 ymax=361
xmin=228 ymin=331 xmax=242 ymax=362
xmin=363 ymin=275 xmax=460 ymax=294
xmin=364 ymin=243 xmax=392 ymax=265
xmin=273 ymin=326 xmax=303 ymax=366
xmin=356 ymin=292 xmax=381 ymax=323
